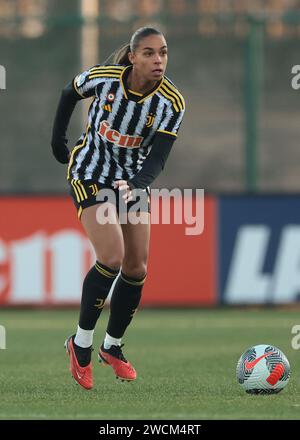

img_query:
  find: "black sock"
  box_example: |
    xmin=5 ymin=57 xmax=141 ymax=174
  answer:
xmin=106 ymin=271 xmax=146 ymax=339
xmin=78 ymin=261 xmax=119 ymax=331
xmin=73 ymin=337 xmax=92 ymax=367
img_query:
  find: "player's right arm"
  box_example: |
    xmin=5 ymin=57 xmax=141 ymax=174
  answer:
xmin=51 ymin=81 xmax=82 ymax=163
xmin=51 ymin=65 xmax=104 ymax=164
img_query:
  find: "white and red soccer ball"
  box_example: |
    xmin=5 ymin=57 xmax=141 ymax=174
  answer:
xmin=236 ymin=344 xmax=290 ymax=394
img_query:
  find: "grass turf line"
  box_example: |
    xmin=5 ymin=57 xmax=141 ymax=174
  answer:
xmin=0 ymin=308 xmax=299 ymax=420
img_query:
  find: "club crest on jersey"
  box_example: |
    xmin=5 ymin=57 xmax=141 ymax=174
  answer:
xmin=146 ymin=113 xmax=155 ymax=128
xmin=98 ymin=120 xmax=143 ymax=148
xmin=107 ymin=93 xmax=115 ymax=102
xmin=89 ymin=183 xmax=99 ymax=196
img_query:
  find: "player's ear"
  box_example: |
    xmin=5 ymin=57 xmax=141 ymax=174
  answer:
xmin=128 ymin=51 xmax=135 ymax=65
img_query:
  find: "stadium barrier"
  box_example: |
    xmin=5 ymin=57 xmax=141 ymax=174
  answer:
xmin=1 ymin=194 xmax=300 ymax=306
xmin=219 ymin=195 xmax=300 ymax=304
xmin=0 ymin=195 xmax=216 ymax=306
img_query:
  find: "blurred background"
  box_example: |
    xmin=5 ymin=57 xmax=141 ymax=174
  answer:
xmin=1 ymin=0 xmax=300 ymax=306
xmin=1 ymin=0 xmax=300 ymax=192
xmin=1 ymin=3 xmax=300 ymax=422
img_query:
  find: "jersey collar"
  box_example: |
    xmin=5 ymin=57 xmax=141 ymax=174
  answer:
xmin=120 ymin=65 xmax=163 ymax=103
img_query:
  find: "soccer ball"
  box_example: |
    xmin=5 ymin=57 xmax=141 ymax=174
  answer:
xmin=236 ymin=344 xmax=290 ymax=394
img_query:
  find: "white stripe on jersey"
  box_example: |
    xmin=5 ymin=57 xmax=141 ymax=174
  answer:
xmin=108 ymin=83 xmax=125 ymax=121
xmin=119 ymin=98 xmax=153 ymax=179
xmin=84 ymin=81 xmax=116 ymax=179
xmin=142 ymin=99 xmax=165 ymax=146
xmin=102 ymin=98 xmax=136 ymax=179
xmin=136 ymin=146 xmax=150 ymax=173
xmin=119 ymin=100 xmax=136 ymax=133
xmin=100 ymin=145 xmax=113 ymax=181
xmin=73 ymin=82 xmax=112 ymax=179
xmin=156 ymin=96 xmax=174 ymax=131
xmin=74 ymin=82 xmax=125 ymax=181
xmin=173 ymin=109 xmax=185 ymax=133
xmin=135 ymin=98 xmax=152 ymax=135
xmin=81 ymin=77 xmax=107 ymax=97
xmin=87 ymin=98 xmax=98 ymax=126
xmin=119 ymin=97 xmax=165 ymax=179
xmin=103 ymin=85 xmax=128 ymax=176
xmin=156 ymin=93 xmax=171 ymax=112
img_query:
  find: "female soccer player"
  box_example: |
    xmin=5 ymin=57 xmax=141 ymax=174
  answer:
xmin=51 ymin=26 xmax=185 ymax=390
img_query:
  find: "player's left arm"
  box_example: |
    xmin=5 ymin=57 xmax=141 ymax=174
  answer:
xmin=114 ymin=134 xmax=176 ymax=202
xmin=115 ymin=105 xmax=185 ymax=201
xmin=128 ymin=105 xmax=185 ymax=189
xmin=127 ymin=133 xmax=176 ymax=190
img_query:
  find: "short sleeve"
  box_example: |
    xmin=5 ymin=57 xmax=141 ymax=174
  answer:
xmin=72 ymin=64 xmax=123 ymax=98
xmin=73 ymin=66 xmax=100 ymax=98
xmin=156 ymin=105 xmax=185 ymax=138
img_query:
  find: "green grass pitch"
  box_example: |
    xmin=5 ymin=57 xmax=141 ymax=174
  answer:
xmin=0 ymin=308 xmax=299 ymax=420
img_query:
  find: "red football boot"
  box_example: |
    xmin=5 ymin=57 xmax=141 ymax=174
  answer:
xmin=98 ymin=343 xmax=137 ymax=381
xmin=64 ymin=335 xmax=93 ymax=390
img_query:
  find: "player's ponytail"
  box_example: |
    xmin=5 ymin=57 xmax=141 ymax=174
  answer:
xmin=113 ymin=43 xmax=131 ymax=66
xmin=104 ymin=27 xmax=163 ymax=66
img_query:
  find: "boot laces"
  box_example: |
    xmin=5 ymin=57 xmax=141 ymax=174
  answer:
xmin=111 ymin=343 xmax=127 ymax=363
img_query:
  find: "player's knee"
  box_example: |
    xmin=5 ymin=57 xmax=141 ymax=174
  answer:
xmin=100 ymin=256 xmax=123 ymax=271
xmin=122 ymin=261 xmax=147 ymax=280
xmin=95 ymin=249 xmax=124 ymax=271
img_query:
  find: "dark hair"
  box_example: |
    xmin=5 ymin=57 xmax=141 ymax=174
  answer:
xmin=105 ymin=27 xmax=164 ymax=66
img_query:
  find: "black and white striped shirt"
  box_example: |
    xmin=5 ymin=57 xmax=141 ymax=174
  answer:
xmin=67 ymin=64 xmax=185 ymax=186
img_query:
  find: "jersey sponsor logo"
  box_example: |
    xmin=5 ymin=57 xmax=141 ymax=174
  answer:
xmin=146 ymin=113 xmax=155 ymax=128
xmin=98 ymin=120 xmax=143 ymax=148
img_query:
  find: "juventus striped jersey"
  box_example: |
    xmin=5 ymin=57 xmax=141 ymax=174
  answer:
xmin=66 ymin=64 xmax=185 ymax=187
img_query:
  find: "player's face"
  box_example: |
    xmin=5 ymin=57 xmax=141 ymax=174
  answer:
xmin=130 ymin=34 xmax=168 ymax=81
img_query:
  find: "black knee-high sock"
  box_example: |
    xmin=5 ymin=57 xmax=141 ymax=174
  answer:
xmin=106 ymin=271 xmax=147 ymax=339
xmin=78 ymin=261 xmax=119 ymax=330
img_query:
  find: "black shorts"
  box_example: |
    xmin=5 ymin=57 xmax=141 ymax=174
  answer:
xmin=68 ymin=179 xmax=151 ymax=219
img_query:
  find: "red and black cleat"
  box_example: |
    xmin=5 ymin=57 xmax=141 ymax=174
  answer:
xmin=64 ymin=335 xmax=93 ymax=390
xmin=98 ymin=343 xmax=137 ymax=382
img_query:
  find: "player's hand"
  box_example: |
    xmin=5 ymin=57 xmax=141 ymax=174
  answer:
xmin=51 ymin=137 xmax=70 ymax=164
xmin=113 ymin=180 xmax=133 ymax=204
